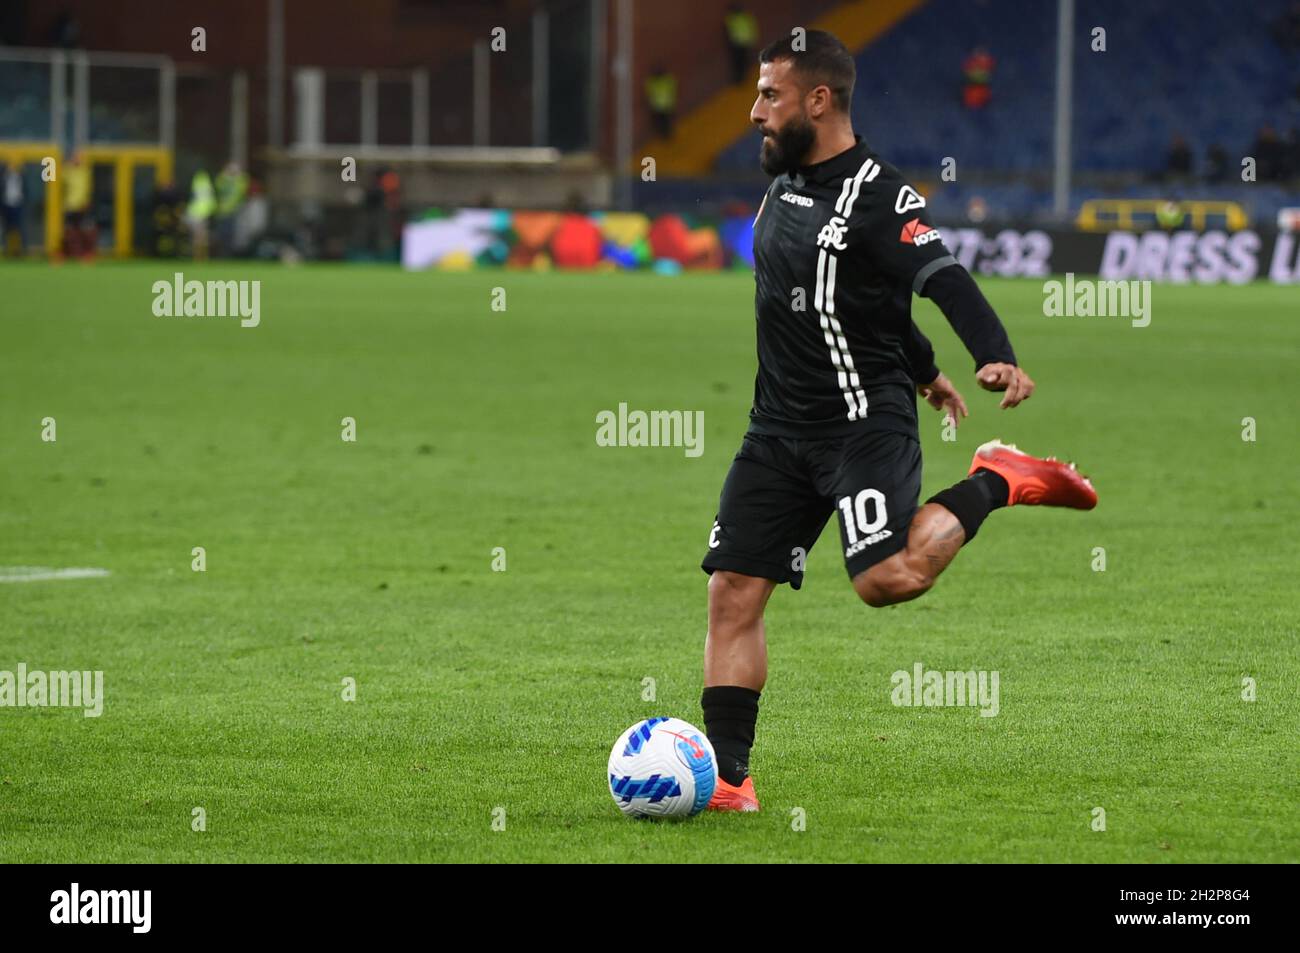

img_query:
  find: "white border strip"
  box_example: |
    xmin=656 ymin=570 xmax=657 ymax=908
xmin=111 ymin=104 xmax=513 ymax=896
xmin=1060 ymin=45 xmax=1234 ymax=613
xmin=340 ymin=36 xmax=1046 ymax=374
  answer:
xmin=0 ymin=567 xmax=111 ymax=583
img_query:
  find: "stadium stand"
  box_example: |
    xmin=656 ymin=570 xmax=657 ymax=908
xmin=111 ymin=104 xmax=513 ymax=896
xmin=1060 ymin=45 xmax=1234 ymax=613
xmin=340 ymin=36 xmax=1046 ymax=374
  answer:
xmin=699 ymin=0 xmax=1299 ymax=222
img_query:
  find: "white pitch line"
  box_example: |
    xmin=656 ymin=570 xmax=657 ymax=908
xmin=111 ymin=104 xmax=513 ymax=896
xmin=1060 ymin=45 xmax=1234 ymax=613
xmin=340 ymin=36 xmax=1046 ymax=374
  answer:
xmin=0 ymin=567 xmax=112 ymax=583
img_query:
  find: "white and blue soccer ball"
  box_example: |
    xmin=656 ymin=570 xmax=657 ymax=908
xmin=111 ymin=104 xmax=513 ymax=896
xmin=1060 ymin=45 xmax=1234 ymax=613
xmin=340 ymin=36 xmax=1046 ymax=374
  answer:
xmin=608 ymin=717 xmax=717 ymax=818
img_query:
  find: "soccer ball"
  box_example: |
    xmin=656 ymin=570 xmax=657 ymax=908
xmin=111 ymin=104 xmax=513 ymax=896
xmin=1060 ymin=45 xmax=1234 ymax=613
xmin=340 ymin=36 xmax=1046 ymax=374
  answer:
xmin=607 ymin=717 xmax=717 ymax=818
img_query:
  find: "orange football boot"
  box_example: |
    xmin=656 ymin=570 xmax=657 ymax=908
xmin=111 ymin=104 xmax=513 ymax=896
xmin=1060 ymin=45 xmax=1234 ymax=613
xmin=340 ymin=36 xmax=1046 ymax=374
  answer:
xmin=707 ymin=776 xmax=760 ymax=812
xmin=969 ymin=439 xmax=1098 ymax=509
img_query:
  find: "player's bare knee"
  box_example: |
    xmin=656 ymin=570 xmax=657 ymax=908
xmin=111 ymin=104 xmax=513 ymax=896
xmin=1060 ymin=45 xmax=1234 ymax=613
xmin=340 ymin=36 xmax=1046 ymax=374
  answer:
xmin=899 ymin=570 xmax=935 ymax=602
xmin=855 ymin=563 xmax=932 ymax=608
xmin=860 ymin=580 xmax=906 ymax=608
xmin=708 ymin=570 xmax=765 ymax=626
xmin=853 ymin=568 xmax=890 ymax=607
xmin=856 ymin=582 xmax=886 ymax=608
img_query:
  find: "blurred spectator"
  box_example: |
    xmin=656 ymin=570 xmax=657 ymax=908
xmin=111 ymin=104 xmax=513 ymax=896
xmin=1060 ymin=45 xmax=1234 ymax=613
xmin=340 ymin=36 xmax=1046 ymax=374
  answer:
xmin=962 ymin=47 xmax=994 ymax=110
xmin=61 ymin=151 xmax=95 ymax=259
xmin=1283 ymin=127 xmax=1300 ymax=180
xmin=1204 ymin=143 xmax=1229 ymax=184
xmin=1272 ymin=2 xmax=1300 ymax=50
xmin=232 ymin=181 xmax=269 ymax=254
xmin=214 ymin=160 xmax=249 ymax=256
xmin=364 ymin=166 xmax=401 ymax=258
xmin=563 ymin=188 xmax=588 ymax=214
xmin=150 ymin=176 xmax=184 ymax=258
xmin=186 ymin=168 xmax=216 ymax=260
xmin=47 ymin=9 xmax=80 ymax=48
xmin=2 ymin=161 xmax=24 ymax=256
xmin=1251 ymin=124 xmax=1285 ymax=181
xmin=1164 ymin=134 xmax=1192 ymax=180
xmin=645 ymin=65 xmax=678 ymax=140
xmin=724 ymin=4 xmax=759 ymax=85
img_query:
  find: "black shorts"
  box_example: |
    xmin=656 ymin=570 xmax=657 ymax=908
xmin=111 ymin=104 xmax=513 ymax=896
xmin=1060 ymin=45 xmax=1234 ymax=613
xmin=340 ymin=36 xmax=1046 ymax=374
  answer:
xmin=701 ymin=428 xmax=922 ymax=588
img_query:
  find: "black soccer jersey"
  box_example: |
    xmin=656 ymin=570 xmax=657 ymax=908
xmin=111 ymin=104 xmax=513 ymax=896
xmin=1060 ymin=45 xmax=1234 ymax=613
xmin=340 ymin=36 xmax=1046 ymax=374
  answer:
xmin=748 ymin=136 xmax=964 ymax=438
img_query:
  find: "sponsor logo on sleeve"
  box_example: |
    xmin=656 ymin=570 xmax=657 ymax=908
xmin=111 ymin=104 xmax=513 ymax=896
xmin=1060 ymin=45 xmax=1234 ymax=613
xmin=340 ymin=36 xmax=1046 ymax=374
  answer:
xmin=900 ymin=218 xmax=942 ymax=246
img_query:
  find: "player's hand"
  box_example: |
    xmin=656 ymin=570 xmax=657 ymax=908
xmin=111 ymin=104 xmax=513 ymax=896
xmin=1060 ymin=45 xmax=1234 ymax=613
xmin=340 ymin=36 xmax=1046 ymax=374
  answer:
xmin=976 ymin=363 xmax=1035 ymax=409
xmin=918 ymin=372 xmax=968 ymax=429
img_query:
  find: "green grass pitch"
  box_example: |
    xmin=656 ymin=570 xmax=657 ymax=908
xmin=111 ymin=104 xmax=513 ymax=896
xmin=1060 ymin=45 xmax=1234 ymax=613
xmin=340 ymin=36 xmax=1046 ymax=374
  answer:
xmin=1 ymin=262 xmax=1296 ymax=863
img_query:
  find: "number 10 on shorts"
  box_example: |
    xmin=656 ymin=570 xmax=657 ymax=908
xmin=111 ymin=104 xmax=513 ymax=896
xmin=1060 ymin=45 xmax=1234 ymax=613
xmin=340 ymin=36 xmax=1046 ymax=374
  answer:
xmin=839 ymin=488 xmax=890 ymax=554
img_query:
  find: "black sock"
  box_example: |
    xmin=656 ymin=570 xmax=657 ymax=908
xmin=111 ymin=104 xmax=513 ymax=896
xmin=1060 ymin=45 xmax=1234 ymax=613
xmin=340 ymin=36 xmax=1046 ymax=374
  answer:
xmin=926 ymin=468 xmax=1009 ymax=543
xmin=701 ymin=685 xmax=760 ymax=786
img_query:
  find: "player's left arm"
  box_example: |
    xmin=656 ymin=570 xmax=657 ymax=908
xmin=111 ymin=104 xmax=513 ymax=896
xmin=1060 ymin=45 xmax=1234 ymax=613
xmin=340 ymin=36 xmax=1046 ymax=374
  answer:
xmin=858 ymin=168 xmax=1034 ymax=409
xmin=919 ymin=265 xmax=1034 ymax=409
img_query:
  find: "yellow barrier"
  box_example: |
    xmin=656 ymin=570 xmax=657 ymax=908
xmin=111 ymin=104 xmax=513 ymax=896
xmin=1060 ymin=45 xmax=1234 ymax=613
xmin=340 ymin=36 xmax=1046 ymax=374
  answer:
xmin=0 ymin=142 xmax=174 ymax=257
xmin=1076 ymin=199 xmax=1248 ymax=232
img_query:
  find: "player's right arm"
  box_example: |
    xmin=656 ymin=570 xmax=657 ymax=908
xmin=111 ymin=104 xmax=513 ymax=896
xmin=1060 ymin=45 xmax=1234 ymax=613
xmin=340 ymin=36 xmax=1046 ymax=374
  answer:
xmin=904 ymin=320 xmax=969 ymax=427
xmin=903 ymin=318 xmax=940 ymax=387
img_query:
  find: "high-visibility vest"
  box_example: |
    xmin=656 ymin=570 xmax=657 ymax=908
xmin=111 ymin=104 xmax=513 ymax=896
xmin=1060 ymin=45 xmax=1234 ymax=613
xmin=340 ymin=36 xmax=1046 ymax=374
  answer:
xmin=725 ymin=11 xmax=758 ymax=46
xmin=187 ymin=170 xmax=216 ymax=220
xmin=63 ymin=163 xmax=92 ymax=212
xmin=645 ymin=74 xmax=677 ymax=112
xmin=215 ymin=170 xmax=248 ymax=216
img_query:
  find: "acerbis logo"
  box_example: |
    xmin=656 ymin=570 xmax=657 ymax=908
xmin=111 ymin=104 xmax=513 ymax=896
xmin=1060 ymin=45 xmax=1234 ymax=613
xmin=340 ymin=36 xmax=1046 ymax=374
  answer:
xmin=50 ymin=883 xmax=151 ymax=933
xmin=845 ymin=528 xmax=892 ymax=558
xmin=708 ymin=521 xmax=722 ymax=549
xmin=900 ymin=218 xmax=942 ymax=246
xmin=780 ymin=191 xmax=814 ymax=207
xmin=894 ymin=184 xmax=926 ymax=214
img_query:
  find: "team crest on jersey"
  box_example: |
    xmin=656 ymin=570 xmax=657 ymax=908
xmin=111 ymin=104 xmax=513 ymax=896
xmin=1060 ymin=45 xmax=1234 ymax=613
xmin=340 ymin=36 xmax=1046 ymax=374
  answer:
xmin=817 ymin=215 xmax=849 ymax=251
xmin=900 ymin=218 xmax=941 ymax=246
xmin=894 ymin=184 xmax=926 ymax=214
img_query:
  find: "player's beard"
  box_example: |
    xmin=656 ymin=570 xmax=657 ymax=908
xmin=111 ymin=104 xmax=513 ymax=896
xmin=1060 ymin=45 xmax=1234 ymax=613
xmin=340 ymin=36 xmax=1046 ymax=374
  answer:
xmin=758 ymin=113 xmax=817 ymax=177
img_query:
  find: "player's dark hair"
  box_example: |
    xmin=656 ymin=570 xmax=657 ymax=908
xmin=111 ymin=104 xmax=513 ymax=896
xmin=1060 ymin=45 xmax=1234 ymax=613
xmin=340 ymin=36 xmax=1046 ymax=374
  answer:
xmin=759 ymin=30 xmax=856 ymax=113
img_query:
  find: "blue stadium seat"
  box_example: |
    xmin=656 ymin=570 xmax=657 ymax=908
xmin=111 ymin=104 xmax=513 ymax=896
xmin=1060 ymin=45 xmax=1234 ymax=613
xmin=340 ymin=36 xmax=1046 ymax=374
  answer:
xmin=715 ymin=0 xmax=1297 ymax=184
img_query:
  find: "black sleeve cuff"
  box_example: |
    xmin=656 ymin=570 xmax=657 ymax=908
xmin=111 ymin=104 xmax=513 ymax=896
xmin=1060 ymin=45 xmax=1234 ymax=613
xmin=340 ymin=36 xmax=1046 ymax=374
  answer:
xmin=914 ymin=361 xmax=940 ymax=386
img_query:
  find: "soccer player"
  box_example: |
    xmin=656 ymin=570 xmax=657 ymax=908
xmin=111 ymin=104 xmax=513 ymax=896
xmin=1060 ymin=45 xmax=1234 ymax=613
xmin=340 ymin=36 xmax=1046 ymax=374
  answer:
xmin=701 ymin=31 xmax=1097 ymax=812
